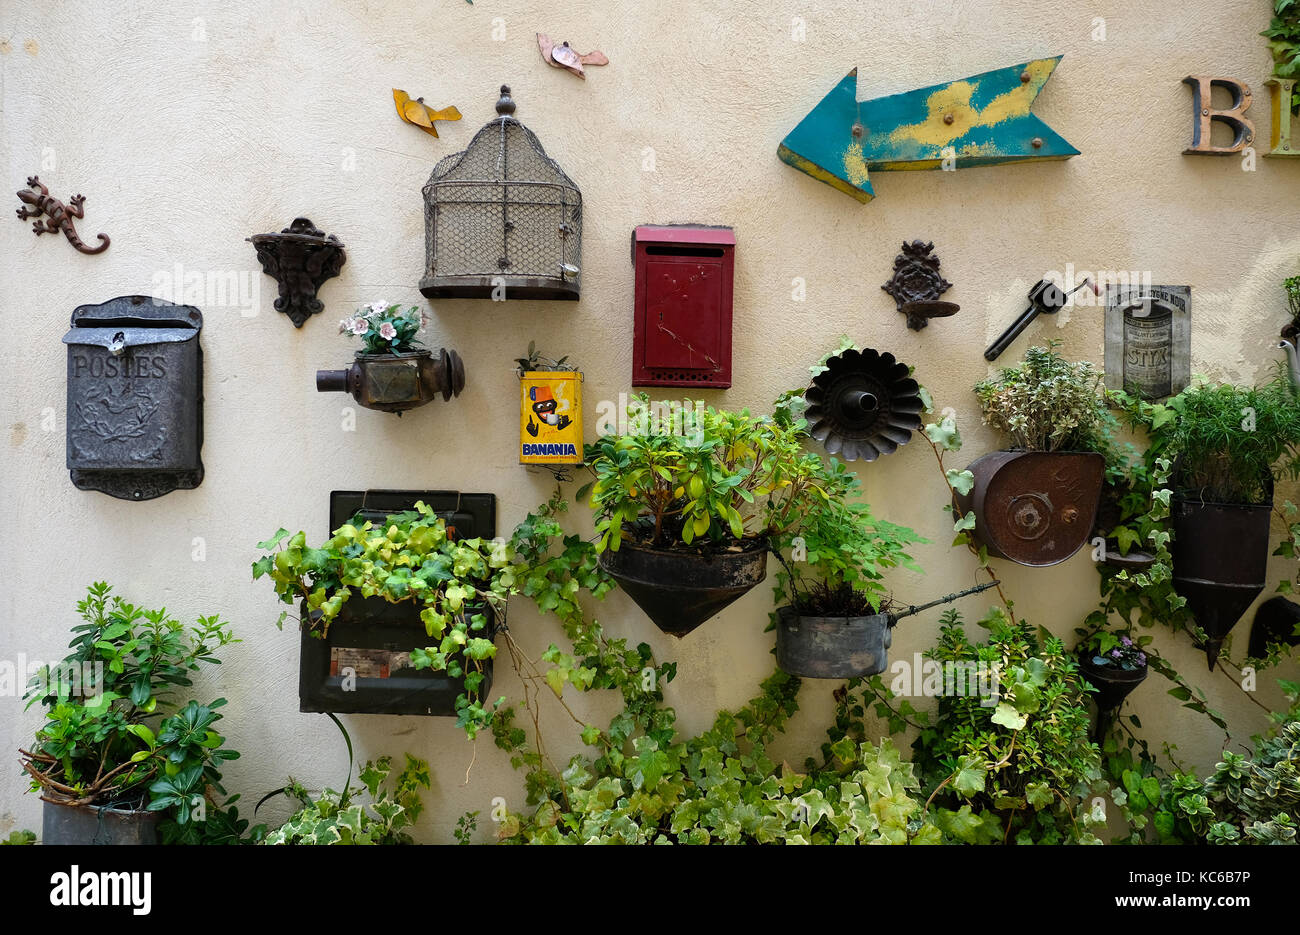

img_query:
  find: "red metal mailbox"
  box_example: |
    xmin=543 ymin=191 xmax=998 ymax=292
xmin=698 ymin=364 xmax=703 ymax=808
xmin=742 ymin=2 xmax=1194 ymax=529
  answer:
xmin=632 ymin=225 xmax=735 ymax=388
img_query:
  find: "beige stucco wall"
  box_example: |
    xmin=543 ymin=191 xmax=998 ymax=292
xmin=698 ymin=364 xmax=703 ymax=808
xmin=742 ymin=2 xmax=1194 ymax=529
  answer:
xmin=2 ymin=0 xmax=1297 ymax=842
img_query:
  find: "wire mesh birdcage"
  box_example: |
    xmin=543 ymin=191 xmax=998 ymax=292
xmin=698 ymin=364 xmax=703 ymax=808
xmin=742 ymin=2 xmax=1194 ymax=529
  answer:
xmin=420 ymin=85 xmax=582 ymax=300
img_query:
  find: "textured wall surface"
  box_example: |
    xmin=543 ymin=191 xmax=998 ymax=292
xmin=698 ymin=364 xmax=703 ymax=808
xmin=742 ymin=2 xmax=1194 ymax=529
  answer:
xmin=2 ymin=0 xmax=1298 ymax=842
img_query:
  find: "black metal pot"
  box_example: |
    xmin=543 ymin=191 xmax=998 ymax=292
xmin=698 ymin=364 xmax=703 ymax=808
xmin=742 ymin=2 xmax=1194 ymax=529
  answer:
xmin=598 ymin=538 xmax=768 ymax=637
xmin=953 ymin=450 xmax=1104 ymax=566
xmin=1171 ymin=494 xmax=1272 ymax=669
xmin=1077 ymin=654 xmax=1148 ymax=711
xmin=774 ymin=605 xmax=891 ymax=678
xmin=42 ymin=799 xmax=161 ymax=845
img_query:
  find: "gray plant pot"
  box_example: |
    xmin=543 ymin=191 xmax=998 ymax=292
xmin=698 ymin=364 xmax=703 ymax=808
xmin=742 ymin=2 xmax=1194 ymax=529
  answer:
xmin=774 ymin=605 xmax=892 ymax=679
xmin=42 ymin=799 xmax=162 ymax=845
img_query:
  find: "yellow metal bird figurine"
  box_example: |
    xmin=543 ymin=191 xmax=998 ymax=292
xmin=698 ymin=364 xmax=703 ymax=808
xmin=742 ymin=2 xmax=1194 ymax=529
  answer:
xmin=393 ymin=89 xmax=462 ymax=138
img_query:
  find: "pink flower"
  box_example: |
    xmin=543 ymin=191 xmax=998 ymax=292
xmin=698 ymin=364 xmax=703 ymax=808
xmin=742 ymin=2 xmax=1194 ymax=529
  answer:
xmin=349 ymin=318 xmax=368 ymax=336
xmin=379 ymin=322 xmax=397 ymax=340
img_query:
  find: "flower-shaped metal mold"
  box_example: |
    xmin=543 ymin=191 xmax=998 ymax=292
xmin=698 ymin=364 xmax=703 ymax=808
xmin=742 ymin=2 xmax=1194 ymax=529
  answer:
xmin=805 ymin=347 xmax=923 ymax=461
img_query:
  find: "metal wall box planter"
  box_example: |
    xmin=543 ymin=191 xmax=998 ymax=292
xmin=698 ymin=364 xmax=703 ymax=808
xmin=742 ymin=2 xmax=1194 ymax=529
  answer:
xmin=1103 ymin=285 xmax=1190 ymax=400
xmin=520 ymin=370 xmax=582 ymax=465
xmin=63 ymin=296 xmax=203 ymax=501
xmin=598 ymin=539 xmax=768 ymax=637
xmin=1171 ymin=495 xmax=1271 ymax=669
xmin=299 ymin=490 xmax=496 ymax=716
xmin=316 ymin=347 xmax=465 ymax=414
xmin=1182 ymin=76 xmax=1254 ymax=155
xmin=247 ymin=217 xmax=346 ymax=328
xmin=42 ymin=800 xmax=161 ymax=846
xmin=954 ymin=451 xmax=1104 ymax=566
xmin=632 ymin=225 xmax=735 ymax=388
xmin=882 ymin=240 xmax=958 ymax=330
xmin=420 ymin=85 xmax=581 ymax=300
xmin=804 ymin=347 xmax=923 ymax=461
xmin=775 ymin=606 xmax=891 ymax=679
xmin=778 ymin=57 xmax=1078 ymax=203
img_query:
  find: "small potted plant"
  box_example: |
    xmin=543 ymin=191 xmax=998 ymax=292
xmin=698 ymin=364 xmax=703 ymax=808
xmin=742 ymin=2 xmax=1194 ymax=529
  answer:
xmin=316 ymin=301 xmax=465 ymax=413
xmin=1152 ymin=378 xmax=1300 ymax=666
xmin=582 ymin=396 xmax=820 ymax=637
xmin=958 ymin=342 xmax=1111 ymax=566
xmin=19 ymin=582 xmax=244 ymax=845
xmin=769 ymin=458 xmax=924 ymax=678
xmin=516 ymin=342 xmax=583 ymax=468
xmin=253 ymin=501 xmax=515 ymax=737
xmin=1077 ymin=631 xmax=1148 ymax=710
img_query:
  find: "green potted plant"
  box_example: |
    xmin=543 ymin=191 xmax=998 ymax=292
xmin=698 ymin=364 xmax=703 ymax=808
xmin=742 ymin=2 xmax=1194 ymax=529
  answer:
xmin=768 ymin=456 xmax=924 ymax=678
xmin=1149 ymin=378 xmax=1300 ymax=666
xmin=959 ymin=342 xmax=1112 ymax=566
xmin=1282 ymin=275 xmax=1300 ymax=342
xmin=253 ymin=501 xmax=515 ymax=737
xmin=582 ymin=396 xmax=821 ymax=637
xmin=19 ymin=582 xmax=245 ymax=845
xmin=315 ymin=302 xmax=464 ymax=413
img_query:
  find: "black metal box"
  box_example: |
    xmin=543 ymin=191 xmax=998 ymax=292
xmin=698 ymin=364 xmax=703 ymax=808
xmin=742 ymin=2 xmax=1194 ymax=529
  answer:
xmin=298 ymin=490 xmax=497 ymax=716
xmin=62 ymin=296 xmax=203 ymax=500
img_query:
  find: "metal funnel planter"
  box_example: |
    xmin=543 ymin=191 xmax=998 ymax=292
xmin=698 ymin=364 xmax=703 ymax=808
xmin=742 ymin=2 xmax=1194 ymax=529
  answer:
xmin=953 ymin=450 xmax=1104 ymax=566
xmin=1171 ymin=494 xmax=1272 ymax=669
xmin=775 ymin=606 xmax=891 ymax=678
xmin=598 ymin=539 xmax=768 ymax=637
xmin=1077 ymin=654 xmax=1147 ymax=744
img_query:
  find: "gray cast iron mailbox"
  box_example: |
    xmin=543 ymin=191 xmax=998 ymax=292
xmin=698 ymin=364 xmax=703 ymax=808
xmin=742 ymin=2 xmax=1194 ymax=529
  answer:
xmin=62 ymin=295 xmax=203 ymax=500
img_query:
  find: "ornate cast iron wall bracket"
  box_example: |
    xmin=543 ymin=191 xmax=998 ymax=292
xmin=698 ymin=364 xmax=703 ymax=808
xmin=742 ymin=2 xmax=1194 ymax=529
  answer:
xmin=881 ymin=240 xmax=958 ymax=330
xmin=15 ymin=176 xmax=110 ymax=254
xmin=248 ymin=218 xmax=347 ymax=328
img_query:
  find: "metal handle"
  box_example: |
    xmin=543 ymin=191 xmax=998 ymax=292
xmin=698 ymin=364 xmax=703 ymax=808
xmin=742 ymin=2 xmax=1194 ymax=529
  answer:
xmin=316 ymin=369 xmax=348 ymax=393
xmin=889 ymin=579 xmax=1001 ymax=625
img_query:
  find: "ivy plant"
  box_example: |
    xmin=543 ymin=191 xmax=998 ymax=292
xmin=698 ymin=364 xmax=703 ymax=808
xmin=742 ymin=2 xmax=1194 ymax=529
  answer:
xmin=253 ymin=502 xmax=516 ymax=738
xmin=264 ymin=755 xmax=431 ymax=845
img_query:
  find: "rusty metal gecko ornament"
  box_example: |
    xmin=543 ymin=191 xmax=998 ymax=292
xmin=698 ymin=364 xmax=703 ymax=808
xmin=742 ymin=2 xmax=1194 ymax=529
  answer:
xmin=15 ymin=176 xmax=110 ymax=255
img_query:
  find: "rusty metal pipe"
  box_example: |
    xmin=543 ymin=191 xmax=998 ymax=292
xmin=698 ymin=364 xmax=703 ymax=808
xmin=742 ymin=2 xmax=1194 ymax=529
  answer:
xmin=316 ymin=369 xmax=349 ymax=393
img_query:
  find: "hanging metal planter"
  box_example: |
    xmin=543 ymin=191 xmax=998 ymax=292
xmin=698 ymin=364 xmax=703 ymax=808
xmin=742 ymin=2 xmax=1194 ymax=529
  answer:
xmin=420 ymin=85 xmax=581 ymax=300
xmin=598 ymin=540 xmax=769 ymax=637
xmin=804 ymin=347 xmax=923 ymax=461
xmin=1171 ymin=493 xmax=1272 ymax=669
xmin=954 ymin=451 xmax=1105 ymax=566
xmin=775 ymin=581 xmax=998 ymax=680
xmin=316 ymin=347 xmax=464 ymax=414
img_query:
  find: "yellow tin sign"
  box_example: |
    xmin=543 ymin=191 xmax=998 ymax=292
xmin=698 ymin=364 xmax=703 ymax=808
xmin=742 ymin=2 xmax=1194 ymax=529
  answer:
xmin=520 ymin=371 xmax=583 ymax=465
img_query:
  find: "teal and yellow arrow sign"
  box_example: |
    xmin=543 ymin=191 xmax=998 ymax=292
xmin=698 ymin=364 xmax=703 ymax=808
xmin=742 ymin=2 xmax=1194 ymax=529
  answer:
xmin=778 ymin=56 xmax=1078 ymax=203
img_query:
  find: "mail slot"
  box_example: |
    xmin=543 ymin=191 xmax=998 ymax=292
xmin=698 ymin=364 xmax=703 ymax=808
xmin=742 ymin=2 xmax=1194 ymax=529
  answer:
xmin=632 ymin=225 xmax=735 ymax=388
xmin=298 ymin=490 xmax=497 ymax=716
xmin=62 ymin=296 xmax=203 ymax=501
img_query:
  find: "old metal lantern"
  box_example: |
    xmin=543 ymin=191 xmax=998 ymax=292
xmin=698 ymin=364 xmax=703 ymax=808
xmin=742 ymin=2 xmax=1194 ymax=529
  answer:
xmin=420 ymin=85 xmax=582 ymax=300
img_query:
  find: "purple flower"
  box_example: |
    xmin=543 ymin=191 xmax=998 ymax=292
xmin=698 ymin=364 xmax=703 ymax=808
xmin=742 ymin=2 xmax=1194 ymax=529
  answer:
xmin=1110 ymin=649 xmax=1122 ymax=658
xmin=1120 ymin=636 xmax=1133 ymax=646
xmin=1137 ymin=652 xmax=1147 ymax=665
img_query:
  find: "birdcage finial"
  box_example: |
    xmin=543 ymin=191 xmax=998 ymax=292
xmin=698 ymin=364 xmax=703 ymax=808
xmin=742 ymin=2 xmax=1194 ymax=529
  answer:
xmin=496 ymin=85 xmax=516 ymax=116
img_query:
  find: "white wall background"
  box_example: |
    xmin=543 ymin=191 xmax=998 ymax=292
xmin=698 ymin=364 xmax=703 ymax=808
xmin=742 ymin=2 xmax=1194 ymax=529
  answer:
xmin=2 ymin=0 xmax=1298 ymax=842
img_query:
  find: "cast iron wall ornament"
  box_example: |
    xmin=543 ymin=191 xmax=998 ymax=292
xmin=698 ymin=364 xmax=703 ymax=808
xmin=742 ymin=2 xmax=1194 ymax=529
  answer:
xmin=420 ymin=85 xmax=582 ymax=300
xmin=62 ymin=296 xmax=203 ymax=500
xmin=804 ymin=347 xmax=923 ymax=461
xmin=881 ymin=240 xmax=958 ymax=330
xmin=15 ymin=176 xmax=110 ymax=254
xmin=248 ymin=217 xmax=347 ymax=328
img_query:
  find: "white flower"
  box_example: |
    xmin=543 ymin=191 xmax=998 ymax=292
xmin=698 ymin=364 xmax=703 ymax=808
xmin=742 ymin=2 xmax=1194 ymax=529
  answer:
xmin=339 ymin=317 xmax=353 ymax=334
xmin=365 ymin=301 xmax=388 ymax=318
xmin=349 ymin=318 xmax=369 ymax=336
xmin=379 ymin=322 xmax=397 ymax=340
